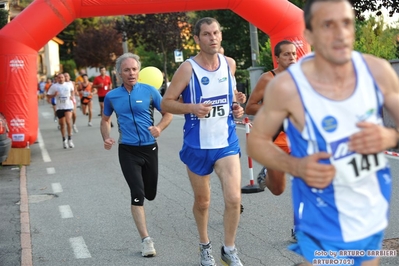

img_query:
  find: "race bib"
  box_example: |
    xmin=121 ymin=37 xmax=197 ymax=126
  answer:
xmin=199 ymin=94 xmax=229 ymax=119
xmin=83 ymin=91 xmax=90 ymax=97
xmin=59 ymin=97 xmax=67 ymax=104
xmin=330 ymin=137 xmax=386 ymax=184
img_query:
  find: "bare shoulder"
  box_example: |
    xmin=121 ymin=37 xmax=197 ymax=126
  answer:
xmin=224 ymin=56 xmax=237 ymax=73
xmin=363 ymin=53 xmax=392 ymax=74
xmin=267 ymin=71 xmax=297 ymax=98
xmin=165 ymin=61 xmax=193 ymax=97
xmin=363 ymin=53 xmax=399 ymax=94
xmin=178 ymin=61 xmax=194 ymax=77
xmin=251 ymin=71 xmax=274 ymax=95
xmin=224 ymin=55 xmax=236 ymax=65
xmin=260 ymin=71 xmax=275 ymax=83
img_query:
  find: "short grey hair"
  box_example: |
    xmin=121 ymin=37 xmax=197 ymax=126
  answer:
xmin=115 ymin=53 xmax=141 ymax=74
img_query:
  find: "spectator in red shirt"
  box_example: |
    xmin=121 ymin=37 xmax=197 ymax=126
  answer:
xmin=93 ymin=66 xmax=112 ymax=117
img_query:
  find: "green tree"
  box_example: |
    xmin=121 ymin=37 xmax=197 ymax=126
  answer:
xmin=61 ymin=59 xmax=77 ymax=80
xmin=354 ymin=16 xmax=398 ymax=60
xmin=116 ymin=13 xmax=192 ymax=80
xmin=0 ymin=9 xmax=8 ymax=29
xmin=259 ymin=39 xmax=273 ymax=72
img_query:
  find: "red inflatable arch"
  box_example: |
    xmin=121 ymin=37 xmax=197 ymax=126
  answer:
xmin=0 ymin=0 xmax=310 ymax=148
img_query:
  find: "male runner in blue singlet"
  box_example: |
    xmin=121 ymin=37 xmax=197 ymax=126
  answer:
xmin=162 ymin=17 xmax=245 ymax=266
xmin=247 ymin=0 xmax=399 ymax=265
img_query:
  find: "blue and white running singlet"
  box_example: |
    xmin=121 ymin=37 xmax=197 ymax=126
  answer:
xmin=180 ymin=54 xmax=238 ymax=149
xmin=286 ymin=51 xmax=392 ymax=242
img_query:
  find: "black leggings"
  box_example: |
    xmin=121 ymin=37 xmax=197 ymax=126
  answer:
xmin=118 ymin=143 xmax=158 ymax=206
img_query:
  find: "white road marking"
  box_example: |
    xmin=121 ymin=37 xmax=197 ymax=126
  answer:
xmin=46 ymin=167 xmax=56 ymax=174
xmin=59 ymin=205 xmax=74 ymax=219
xmin=37 ymin=129 xmax=51 ymax=162
xmin=69 ymin=236 xmax=92 ymax=259
xmin=51 ymin=183 xmax=63 ymax=193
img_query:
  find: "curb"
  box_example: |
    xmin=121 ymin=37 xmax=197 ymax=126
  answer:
xmin=20 ymin=166 xmax=33 ymax=266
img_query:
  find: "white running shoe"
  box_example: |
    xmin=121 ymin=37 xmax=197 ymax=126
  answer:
xmin=141 ymin=237 xmax=156 ymax=257
xmin=221 ymin=246 xmax=243 ymax=266
xmin=200 ymin=242 xmax=216 ymax=266
xmin=63 ymin=140 xmax=68 ymax=149
xmin=73 ymin=124 xmax=78 ymax=133
xmin=68 ymin=140 xmax=74 ymax=148
xmin=88 ymin=122 xmax=92 ymax=127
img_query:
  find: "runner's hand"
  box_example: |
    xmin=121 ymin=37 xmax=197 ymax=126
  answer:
xmin=103 ymin=138 xmax=115 ymax=150
xmin=297 ymin=152 xmax=335 ymax=189
xmin=148 ymin=126 xmax=161 ymax=138
xmin=349 ymin=122 xmax=394 ymax=154
xmin=232 ymin=103 xmax=244 ymax=118
xmin=192 ymin=103 xmax=212 ymax=118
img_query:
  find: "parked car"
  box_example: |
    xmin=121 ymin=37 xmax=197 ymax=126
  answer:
xmin=0 ymin=113 xmax=12 ymax=163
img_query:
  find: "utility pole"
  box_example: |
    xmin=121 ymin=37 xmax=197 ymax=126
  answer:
xmin=247 ymin=23 xmax=263 ymax=93
xmin=249 ymin=23 xmax=260 ymax=67
xmin=121 ymin=16 xmax=128 ymax=53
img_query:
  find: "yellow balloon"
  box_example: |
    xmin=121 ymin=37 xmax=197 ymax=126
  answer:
xmin=138 ymin=66 xmax=163 ymax=89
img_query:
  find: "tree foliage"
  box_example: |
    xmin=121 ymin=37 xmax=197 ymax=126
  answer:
xmin=116 ymin=13 xmax=192 ymax=79
xmin=58 ymin=18 xmax=110 ymax=63
xmin=354 ymin=17 xmax=398 ymax=60
xmin=289 ymin=0 xmax=399 ymax=18
xmin=0 ymin=9 xmax=8 ymax=29
xmin=73 ymin=21 xmax=123 ymax=68
xmin=351 ymin=0 xmax=398 ymax=18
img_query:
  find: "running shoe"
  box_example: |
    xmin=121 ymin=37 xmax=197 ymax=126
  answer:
xmin=257 ymin=167 xmax=267 ymax=190
xmin=73 ymin=124 xmax=78 ymax=133
xmin=88 ymin=122 xmax=92 ymax=127
xmin=141 ymin=237 xmax=156 ymax=257
xmin=199 ymin=242 xmax=216 ymax=266
xmin=63 ymin=140 xmax=68 ymax=149
xmin=221 ymin=246 xmax=243 ymax=266
xmin=68 ymin=140 xmax=74 ymax=148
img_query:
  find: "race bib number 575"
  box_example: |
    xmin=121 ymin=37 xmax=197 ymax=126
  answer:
xmin=200 ymin=95 xmax=229 ymax=119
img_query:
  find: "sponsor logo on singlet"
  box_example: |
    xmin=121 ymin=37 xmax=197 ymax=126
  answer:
xmin=357 ymin=108 xmax=374 ymax=121
xmin=201 ymin=95 xmax=228 ymax=106
xmin=201 ymin=76 xmax=210 ymax=85
xmin=330 ymin=137 xmax=355 ymax=160
xmin=321 ymin=115 xmax=338 ymax=133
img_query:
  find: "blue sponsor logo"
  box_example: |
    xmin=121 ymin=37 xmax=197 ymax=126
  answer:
xmin=201 ymin=95 xmax=228 ymax=106
xmin=321 ymin=116 xmax=337 ymax=133
xmin=201 ymin=77 xmax=210 ymax=85
xmin=330 ymin=137 xmax=355 ymax=160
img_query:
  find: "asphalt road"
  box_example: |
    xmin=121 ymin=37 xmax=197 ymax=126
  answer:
xmin=1 ymin=98 xmax=398 ymax=266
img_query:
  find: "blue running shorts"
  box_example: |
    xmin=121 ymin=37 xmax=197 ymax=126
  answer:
xmin=179 ymin=140 xmax=240 ymax=176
